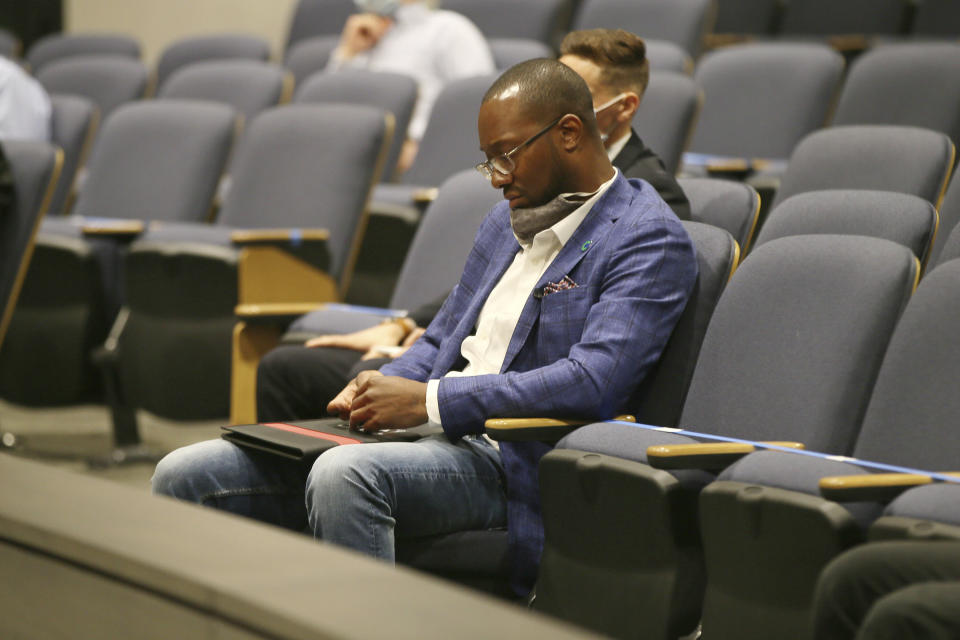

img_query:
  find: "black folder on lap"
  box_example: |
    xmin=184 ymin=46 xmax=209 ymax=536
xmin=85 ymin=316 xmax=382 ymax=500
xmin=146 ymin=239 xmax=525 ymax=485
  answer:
xmin=221 ymin=418 xmax=440 ymax=462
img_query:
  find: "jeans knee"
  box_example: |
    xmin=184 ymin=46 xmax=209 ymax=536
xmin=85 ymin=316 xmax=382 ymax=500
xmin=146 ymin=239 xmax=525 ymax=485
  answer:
xmin=151 ymin=446 xmax=195 ymax=497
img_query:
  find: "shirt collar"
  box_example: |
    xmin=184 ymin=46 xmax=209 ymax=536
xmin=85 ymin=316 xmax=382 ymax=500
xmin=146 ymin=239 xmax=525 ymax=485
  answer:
xmin=605 ymin=130 xmax=631 ymax=163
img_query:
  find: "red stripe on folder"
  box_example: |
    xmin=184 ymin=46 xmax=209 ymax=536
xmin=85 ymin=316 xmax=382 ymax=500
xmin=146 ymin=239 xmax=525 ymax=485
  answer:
xmin=263 ymin=422 xmax=364 ymax=445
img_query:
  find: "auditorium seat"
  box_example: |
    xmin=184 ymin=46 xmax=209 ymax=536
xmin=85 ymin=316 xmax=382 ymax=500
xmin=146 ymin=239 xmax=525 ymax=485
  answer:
xmin=644 ymin=39 xmax=693 ymax=74
xmin=284 ymin=0 xmax=354 ymax=54
xmin=35 ymin=55 xmax=151 ymax=121
xmin=116 ymin=104 xmax=391 ymax=425
xmin=574 ymin=0 xmax=717 ymax=57
xmin=283 ymin=35 xmax=339 ymax=85
xmin=158 ymin=60 xmax=293 ymax=122
xmin=0 ymin=27 xmax=20 ymax=59
xmin=488 ymin=38 xmax=553 ymax=71
xmin=442 ymin=0 xmax=569 ymax=45
xmin=155 ymin=34 xmax=271 ymax=90
xmin=677 ymin=177 xmax=759 ymax=252
xmin=46 ymin=94 xmax=98 ymax=215
xmin=634 ymin=72 xmax=701 ymax=175
xmin=698 ymin=253 xmax=960 ymax=639
xmin=25 ymin=32 xmax=140 ymax=73
xmin=492 ymin=234 xmax=918 ymax=638
xmin=0 ymin=101 xmax=238 ymax=407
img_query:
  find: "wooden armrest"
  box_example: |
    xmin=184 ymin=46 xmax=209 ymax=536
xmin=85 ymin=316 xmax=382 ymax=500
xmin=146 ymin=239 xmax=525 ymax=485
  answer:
xmin=81 ymin=219 xmax=145 ymax=236
xmin=235 ymin=302 xmax=325 ymax=320
xmin=646 ymin=441 xmax=804 ymax=471
xmin=230 ymin=228 xmax=330 ymax=244
xmin=820 ymin=472 xmax=960 ymax=503
xmin=484 ymin=415 xmax=635 ymax=443
xmin=411 ymin=187 xmax=439 ymax=204
xmin=237 ymin=245 xmax=337 ymax=306
xmin=827 ymin=34 xmax=869 ymax=52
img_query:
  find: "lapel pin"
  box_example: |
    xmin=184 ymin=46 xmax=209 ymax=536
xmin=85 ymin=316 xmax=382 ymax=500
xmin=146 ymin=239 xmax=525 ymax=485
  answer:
xmin=580 ymin=240 xmax=593 ymax=252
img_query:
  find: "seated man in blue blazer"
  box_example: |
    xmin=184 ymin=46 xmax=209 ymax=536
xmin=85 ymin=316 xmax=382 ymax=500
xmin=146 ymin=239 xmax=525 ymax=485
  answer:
xmin=153 ymin=59 xmax=698 ymax=597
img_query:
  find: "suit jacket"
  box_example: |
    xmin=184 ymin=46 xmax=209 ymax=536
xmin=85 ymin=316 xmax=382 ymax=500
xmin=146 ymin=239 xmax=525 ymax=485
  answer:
xmin=380 ymin=172 xmax=698 ymax=594
xmin=613 ymin=129 xmax=691 ymax=221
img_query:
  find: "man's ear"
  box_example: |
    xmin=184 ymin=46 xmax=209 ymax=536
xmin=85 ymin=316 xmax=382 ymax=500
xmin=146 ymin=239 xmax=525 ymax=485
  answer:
xmin=557 ymin=114 xmax=584 ymax=151
xmin=617 ymin=92 xmax=641 ymax=123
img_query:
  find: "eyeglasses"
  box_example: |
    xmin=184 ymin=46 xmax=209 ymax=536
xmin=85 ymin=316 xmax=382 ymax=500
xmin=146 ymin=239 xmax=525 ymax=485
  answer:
xmin=593 ymin=92 xmax=630 ymax=114
xmin=475 ymin=115 xmax=564 ymax=180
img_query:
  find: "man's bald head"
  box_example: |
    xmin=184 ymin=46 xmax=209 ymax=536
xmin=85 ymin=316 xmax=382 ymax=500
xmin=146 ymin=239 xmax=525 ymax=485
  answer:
xmin=481 ymin=58 xmax=599 ymax=137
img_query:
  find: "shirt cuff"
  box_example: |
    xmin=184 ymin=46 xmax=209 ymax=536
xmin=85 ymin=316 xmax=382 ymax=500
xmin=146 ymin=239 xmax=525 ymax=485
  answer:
xmin=426 ymin=378 xmax=442 ymax=426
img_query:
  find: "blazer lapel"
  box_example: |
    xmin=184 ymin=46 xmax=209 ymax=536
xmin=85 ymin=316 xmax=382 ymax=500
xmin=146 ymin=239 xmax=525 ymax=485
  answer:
xmin=499 ymin=173 xmax=635 ymax=372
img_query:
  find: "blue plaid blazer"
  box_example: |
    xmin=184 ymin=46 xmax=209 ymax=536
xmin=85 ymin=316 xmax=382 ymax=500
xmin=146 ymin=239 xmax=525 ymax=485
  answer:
xmin=380 ymin=173 xmax=698 ymax=593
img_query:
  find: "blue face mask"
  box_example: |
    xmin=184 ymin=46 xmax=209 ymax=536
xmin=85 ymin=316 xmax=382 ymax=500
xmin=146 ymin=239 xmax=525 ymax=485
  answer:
xmin=353 ymin=0 xmax=401 ymax=16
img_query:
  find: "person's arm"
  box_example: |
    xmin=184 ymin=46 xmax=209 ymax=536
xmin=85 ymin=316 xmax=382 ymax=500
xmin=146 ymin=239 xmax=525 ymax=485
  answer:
xmin=436 ymin=213 xmax=697 ymax=439
xmin=304 ymin=317 xmax=414 ymax=351
xmin=435 ymin=12 xmax=495 ymax=80
xmin=327 ymin=13 xmax=392 ymax=70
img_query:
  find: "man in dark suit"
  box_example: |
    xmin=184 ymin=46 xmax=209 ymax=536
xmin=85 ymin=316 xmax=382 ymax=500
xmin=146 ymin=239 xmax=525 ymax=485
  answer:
xmin=154 ymin=59 xmax=697 ymax=597
xmin=255 ymin=29 xmax=691 ymax=422
xmin=560 ymin=28 xmax=689 ymax=220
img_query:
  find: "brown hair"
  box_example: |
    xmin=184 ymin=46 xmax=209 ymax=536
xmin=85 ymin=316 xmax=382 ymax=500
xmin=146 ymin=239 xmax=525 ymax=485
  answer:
xmin=560 ymin=28 xmax=650 ymax=95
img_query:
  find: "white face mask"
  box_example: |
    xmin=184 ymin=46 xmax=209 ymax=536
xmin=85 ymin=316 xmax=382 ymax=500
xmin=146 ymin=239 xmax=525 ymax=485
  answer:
xmin=593 ymin=92 xmax=629 ymax=142
xmin=353 ymin=0 xmax=401 ymax=16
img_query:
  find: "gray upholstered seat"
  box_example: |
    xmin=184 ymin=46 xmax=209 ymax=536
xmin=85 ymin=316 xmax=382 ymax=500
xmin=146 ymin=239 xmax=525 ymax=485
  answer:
xmin=283 ymin=35 xmax=339 ymax=85
xmin=541 ymin=234 xmax=918 ymax=639
xmin=117 ymin=104 xmax=391 ymax=421
xmin=442 ymin=0 xmax=568 ymax=44
xmin=772 ymin=125 xmax=955 ymax=209
xmin=699 ymin=255 xmax=960 ymax=639
xmin=401 ymin=219 xmax=740 ymax=608
xmin=0 ymin=27 xmax=20 ymax=59
xmin=0 ymin=101 xmax=237 ymax=407
xmin=634 ymin=72 xmax=701 ymax=175
xmin=158 ymin=60 xmax=292 ymax=122
xmin=832 ymin=43 xmax=960 ymax=146
xmin=929 ymin=178 xmax=960 ymax=267
xmin=935 ymin=221 xmax=960 ymax=267
xmin=754 ymin=189 xmax=938 ymax=265
xmin=778 ymin=0 xmax=908 ymax=38
xmin=644 ymin=39 xmax=693 ymax=74
xmin=488 ymin=38 xmax=553 ymax=71
xmin=677 ymin=176 xmax=759 ymax=251
xmin=36 ymin=55 xmax=150 ymax=120
xmin=286 ymin=169 xmax=502 ymax=339
xmin=0 ymin=141 xmax=62 ymax=348
xmin=682 ymin=42 xmax=843 ymax=165
xmin=155 ymin=34 xmax=271 ymax=90
xmin=574 ymin=0 xmax=717 ymax=57
xmin=47 ymin=94 xmax=98 ymax=215
xmin=712 ymin=0 xmax=780 ymax=35
xmin=294 ymin=69 xmax=417 ymax=182
xmin=284 ymin=0 xmax=355 ymax=53
xmin=25 ymin=32 xmax=140 ymax=73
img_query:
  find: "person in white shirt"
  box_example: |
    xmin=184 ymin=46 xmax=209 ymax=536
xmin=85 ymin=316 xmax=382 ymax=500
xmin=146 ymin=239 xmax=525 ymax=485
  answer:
xmin=0 ymin=56 xmax=51 ymax=141
xmin=328 ymin=0 xmax=494 ymax=172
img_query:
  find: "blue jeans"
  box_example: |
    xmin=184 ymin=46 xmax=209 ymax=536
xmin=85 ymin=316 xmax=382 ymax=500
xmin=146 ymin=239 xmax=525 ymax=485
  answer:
xmin=152 ymin=434 xmax=507 ymax=562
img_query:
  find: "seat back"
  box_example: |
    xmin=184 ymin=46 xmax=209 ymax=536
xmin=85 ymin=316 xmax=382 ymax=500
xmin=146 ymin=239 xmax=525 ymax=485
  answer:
xmin=36 ymin=55 xmax=150 ymax=120
xmin=442 ymin=0 xmax=568 ymax=44
xmin=634 ymin=72 xmax=701 ymax=174
xmin=630 ymin=221 xmax=739 ymax=427
xmin=400 ymin=74 xmax=496 ymax=186
xmin=780 ymin=0 xmax=909 ymax=36
xmin=26 ymin=33 xmax=140 ymax=73
xmin=388 ymin=169 xmax=504 ymax=312
xmin=713 ymin=0 xmax=780 ymax=34
xmin=0 ymin=27 xmax=20 ymax=59
xmin=678 ymin=176 xmax=759 ymax=252
xmin=574 ymin=0 xmax=717 ymax=57
xmin=0 ymin=141 xmax=62 ymax=347
xmin=488 ymin=38 xmax=553 ymax=71
xmin=645 ymin=39 xmax=693 ymax=74
xmin=930 ymin=177 xmax=960 ymax=267
xmin=283 ymin=35 xmax=339 ymax=84
xmin=285 ymin=0 xmax=355 ymax=52
xmin=159 ymin=60 xmax=292 ymax=122
xmin=755 ymin=190 xmax=938 ymax=267
xmin=72 ymin=101 xmax=237 ymax=223
xmin=220 ymin=104 xmax=392 ymax=285
xmin=689 ymin=42 xmax=843 ymax=160
xmin=679 ymin=235 xmax=918 ymax=454
xmin=47 ymin=94 xmax=98 ymax=215
xmin=832 ymin=43 xmax=960 ymax=146
xmin=294 ymin=70 xmax=417 ymax=182
xmin=772 ymin=125 xmax=955 ymax=208
xmin=851 ymin=258 xmax=960 ymax=469
xmin=936 ymin=217 xmax=960 ymax=267
xmin=156 ymin=34 xmax=271 ymax=90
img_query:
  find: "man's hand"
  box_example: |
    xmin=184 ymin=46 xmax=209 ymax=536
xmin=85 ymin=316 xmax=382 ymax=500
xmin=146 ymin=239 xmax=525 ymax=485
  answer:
xmin=329 ymin=372 xmax=428 ymax=432
xmin=360 ymin=326 xmax=426 ymax=360
xmin=328 ymin=369 xmax=383 ymax=420
xmin=305 ymin=321 xmax=407 ymax=352
xmin=336 ymin=14 xmax=393 ymax=59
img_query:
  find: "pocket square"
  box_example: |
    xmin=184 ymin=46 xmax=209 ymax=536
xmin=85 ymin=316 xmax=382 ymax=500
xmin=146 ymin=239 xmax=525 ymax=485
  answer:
xmin=542 ymin=275 xmax=579 ymax=295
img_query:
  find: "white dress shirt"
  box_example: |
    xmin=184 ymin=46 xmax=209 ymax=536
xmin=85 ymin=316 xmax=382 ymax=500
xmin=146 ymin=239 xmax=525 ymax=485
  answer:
xmin=426 ymin=170 xmax=619 ymax=425
xmin=328 ymin=3 xmax=494 ymax=140
xmin=0 ymin=58 xmax=51 ymax=141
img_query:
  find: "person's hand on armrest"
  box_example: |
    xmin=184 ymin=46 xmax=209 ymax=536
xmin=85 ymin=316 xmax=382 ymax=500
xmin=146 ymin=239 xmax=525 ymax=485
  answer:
xmin=305 ymin=317 xmax=416 ymax=351
xmin=361 ymin=326 xmax=426 ymax=360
